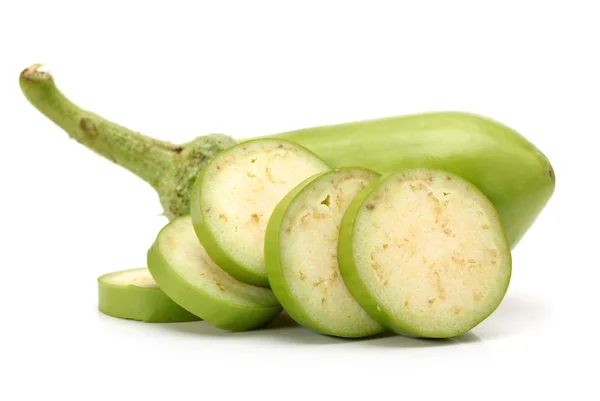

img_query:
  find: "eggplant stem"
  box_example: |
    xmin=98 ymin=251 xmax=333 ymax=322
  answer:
xmin=19 ymin=64 xmax=178 ymax=188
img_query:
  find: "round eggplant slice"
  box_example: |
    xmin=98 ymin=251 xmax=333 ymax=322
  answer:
xmin=98 ymin=268 xmax=200 ymax=323
xmin=338 ymin=168 xmax=512 ymax=338
xmin=191 ymin=138 xmax=330 ymax=287
xmin=147 ymin=216 xmax=282 ymax=332
xmin=265 ymin=167 xmax=386 ymax=338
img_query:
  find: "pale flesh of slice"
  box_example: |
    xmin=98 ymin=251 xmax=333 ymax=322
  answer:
xmin=101 ymin=268 xmax=159 ymax=288
xmin=339 ymin=168 xmax=512 ymax=338
xmin=192 ymin=138 xmax=329 ymax=286
xmin=266 ymin=168 xmax=385 ymax=338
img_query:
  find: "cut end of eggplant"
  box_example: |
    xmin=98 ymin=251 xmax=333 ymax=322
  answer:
xmin=20 ymin=63 xmax=51 ymax=81
xmin=193 ymin=139 xmax=329 ymax=285
xmin=342 ymin=169 xmax=511 ymax=338
xmin=267 ymin=167 xmax=385 ymax=338
xmin=148 ymin=216 xmax=282 ymax=331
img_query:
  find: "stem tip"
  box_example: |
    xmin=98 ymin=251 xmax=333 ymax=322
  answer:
xmin=21 ymin=63 xmax=51 ymax=82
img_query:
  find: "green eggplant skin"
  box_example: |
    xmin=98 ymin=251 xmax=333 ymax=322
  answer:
xmin=97 ymin=268 xmax=201 ymax=323
xmin=272 ymin=112 xmax=555 ymax=248
xmin=147 ymin=216 xmax=282 ymax=332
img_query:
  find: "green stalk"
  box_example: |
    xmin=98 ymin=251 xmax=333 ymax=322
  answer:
xmin=19 ymin=64 xmax=236 ymax=219
xmin=20 ymin=64 xmax=177 ymax=188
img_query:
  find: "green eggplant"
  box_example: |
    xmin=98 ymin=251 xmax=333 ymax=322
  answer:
xmin=19 ymin=64 xmax=554 ymax=247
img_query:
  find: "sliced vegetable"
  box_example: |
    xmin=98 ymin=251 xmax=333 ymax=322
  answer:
xmin=147 ymin=215 xmax=282 ymax=332
xmin=97 ymin=268 xmax=200 ymax=323
xmin=20 ymin=64 xmax=554 ymax=247
xmin=265 ymin=167 xmax=385 ymax=338
xmin=338 ymin=168 xmax=512 ymax=338
xmin=191 ymin=139 xmax=329 ymax=287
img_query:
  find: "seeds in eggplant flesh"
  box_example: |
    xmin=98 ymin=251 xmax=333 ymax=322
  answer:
xmin=191 ymin=139 xmax=329 ymax=287
xmin=147 ymin=216 xmax=282 ymax=332
xmin=338 ymin=168 xmax=512 ymax=338
xmin=97 ymin=268 xmax=200 ymax=323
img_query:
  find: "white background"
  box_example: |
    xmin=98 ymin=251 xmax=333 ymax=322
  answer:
xmin=1 ymin=1 xmax=598 ymax=400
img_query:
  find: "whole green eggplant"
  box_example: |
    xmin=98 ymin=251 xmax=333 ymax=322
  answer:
xmin=19 ymin=64 xmax=554 ymax=248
